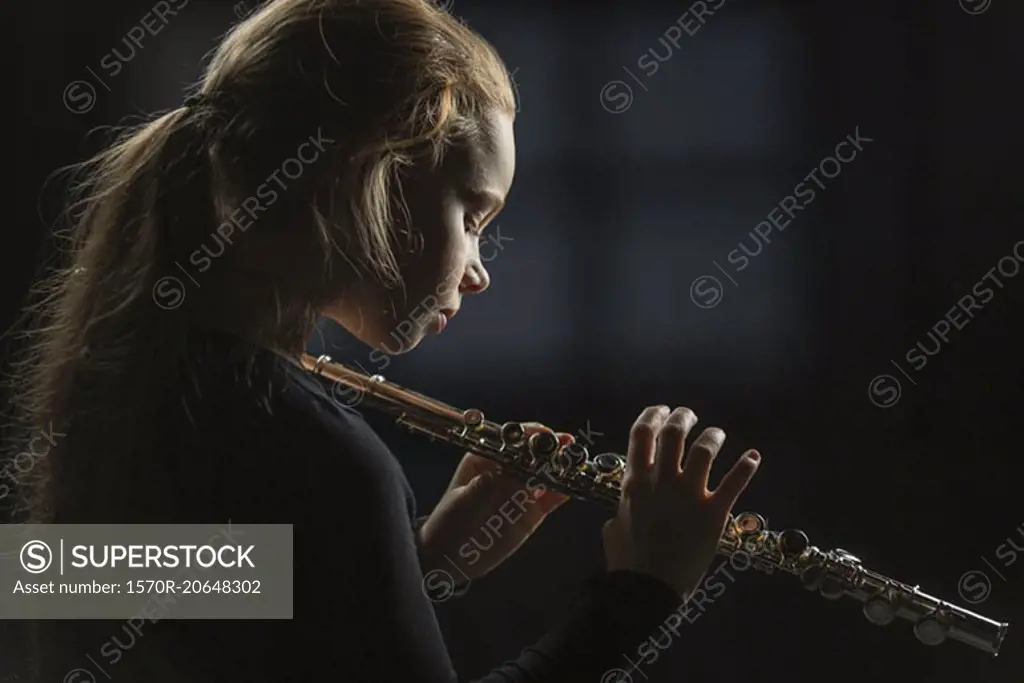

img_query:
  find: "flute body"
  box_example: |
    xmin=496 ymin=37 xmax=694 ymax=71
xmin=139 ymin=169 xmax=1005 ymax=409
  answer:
xmin=300 ymin=353 xmax=1009 ymax=656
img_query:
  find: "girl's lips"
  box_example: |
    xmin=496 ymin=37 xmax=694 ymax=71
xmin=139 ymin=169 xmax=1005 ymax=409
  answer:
xmin=428 ymin=308 xmax=457 ymax=335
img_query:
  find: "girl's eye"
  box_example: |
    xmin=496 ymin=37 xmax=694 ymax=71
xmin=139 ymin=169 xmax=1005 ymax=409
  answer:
xmin=465 ymin=215 xmax=483 ymax=236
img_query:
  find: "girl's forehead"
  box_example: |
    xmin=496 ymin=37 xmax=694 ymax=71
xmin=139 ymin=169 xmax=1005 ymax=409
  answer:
xmin=442 ymin=110 xmax=515 ymax=192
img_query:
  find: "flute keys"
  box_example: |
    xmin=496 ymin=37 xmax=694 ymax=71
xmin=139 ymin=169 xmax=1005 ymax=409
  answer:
xmin=835 ymin=549 xmax=862 ymax=564
xmin=913 ymin=617 xmax=949 ymax=645
xmin=819 ymin=576 xmax=846 ymax=600
xmin=733 ymin=512 xmax=766 ymax=534
xmin=552 ymin=442 xmax=589 ymax=472
xmin=500 ymin=422 xmax=525 ymax=445
xmin=779 ymin=529 xmax=809 ymax=557
xmin=593 ymin=453 xmax=625 ymax=476
xmin=799 ymin=565 xmax=846 ymax=599
xmin=528 ymin=430 xmax=559 ymax=458
xmin=801 ymin=565 xmax=824 ymax=591
xmin=463 ymin=409 xmax=485 ymax=428
xmin=863 ymin=596 xmax=897 ymax=625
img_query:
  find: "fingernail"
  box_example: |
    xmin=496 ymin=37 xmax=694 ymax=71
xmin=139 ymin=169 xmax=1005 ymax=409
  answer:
xmin=747 ymin=450 xmax=760 ymax=462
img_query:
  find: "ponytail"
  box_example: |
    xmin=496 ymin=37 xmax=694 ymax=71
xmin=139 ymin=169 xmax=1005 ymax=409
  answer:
xmin=0 ymin=103 xmax=215 ymax=522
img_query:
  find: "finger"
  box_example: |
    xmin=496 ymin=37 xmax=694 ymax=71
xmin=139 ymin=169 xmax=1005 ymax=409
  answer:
xmin=521 ymin=422 xmax=571 ymax=438
xmin=653 ymin=407 xmax=698 ymax=483
xmin=520 ymin=422 xmax=568 ymax=455
xmin=531 ymin=488 xmax=571 ymax=514
xmin=460 ymin=452 xmax=499 ymax=469
xmin=711 ymin=449 xmax=761 ymax=514
xmin=679 ymin=427 xmax=725 ymax=493
xmin=465 ymin=472 xmax=531 ymax=506
xmin=626 ymin=405 xmax=670 ymax=483
xmin=448 ymin=453 xmax=501 ymax=490
xmin=521 ymin=422 xmax=573 ymax=447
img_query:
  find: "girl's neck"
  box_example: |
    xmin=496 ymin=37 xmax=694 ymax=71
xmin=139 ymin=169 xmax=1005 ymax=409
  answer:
xmin=182 ymin=275 xmax=317 ymax=358
xmin=188 ymin=307 xmax=311 ymax=361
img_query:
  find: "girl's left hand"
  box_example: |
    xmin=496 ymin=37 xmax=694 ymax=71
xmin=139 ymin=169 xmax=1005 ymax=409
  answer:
xmin=415 ymin=423 xmax=572 ymax=582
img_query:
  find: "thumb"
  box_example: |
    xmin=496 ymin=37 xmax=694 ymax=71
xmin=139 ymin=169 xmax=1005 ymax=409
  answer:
xmin=601 ymin=518 xmax=620 ymax=563
xmin=602 ymin=517 xmax=617 ymax=540
xmin=463 ymin=470 xmax=496 ymax=494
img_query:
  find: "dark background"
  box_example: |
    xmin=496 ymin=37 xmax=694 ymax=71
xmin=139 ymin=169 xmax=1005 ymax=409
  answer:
xmin=6 ymin=0 xmax=1023 ymax=681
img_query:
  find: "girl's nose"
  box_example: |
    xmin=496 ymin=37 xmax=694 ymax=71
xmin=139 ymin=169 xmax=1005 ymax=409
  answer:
xmin=460 ymin=262 xmax=490 ymax=294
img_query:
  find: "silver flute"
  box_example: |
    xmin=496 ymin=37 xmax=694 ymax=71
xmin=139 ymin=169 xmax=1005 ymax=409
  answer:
xmin=300 ymin=353 xmax=1009 ymax=656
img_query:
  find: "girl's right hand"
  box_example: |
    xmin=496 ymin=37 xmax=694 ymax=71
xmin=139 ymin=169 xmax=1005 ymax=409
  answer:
xmin=602 ymin=405 xmax=761 ymax=599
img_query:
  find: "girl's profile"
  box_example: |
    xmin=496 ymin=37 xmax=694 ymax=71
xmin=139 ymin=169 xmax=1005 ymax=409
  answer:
xmin=4 ymin=1 xmax=761 ymax=680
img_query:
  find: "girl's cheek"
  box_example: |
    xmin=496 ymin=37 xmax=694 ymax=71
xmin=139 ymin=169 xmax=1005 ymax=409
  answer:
xmin=438 ymin=222 xmax=466 ymax=268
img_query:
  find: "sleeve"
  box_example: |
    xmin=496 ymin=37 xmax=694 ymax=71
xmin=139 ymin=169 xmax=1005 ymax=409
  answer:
xmin=414 ymin=514 xmax=472 ymax=600
xmin=293 ymin=409 xmax=684 ymax=683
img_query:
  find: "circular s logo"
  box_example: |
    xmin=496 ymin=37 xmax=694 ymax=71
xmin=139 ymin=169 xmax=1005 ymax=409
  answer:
xmin=600 ymin=668 xmax=634 ymax=683
xmin=690 ymin=275 xmax=723 ymax=309
xmin=959 ymin=0 xmax=992 ymax=14
xmin=64 ymin=668 xmax=98 ymax=683
xmin=63 ymin=81 xmax=97 ymax=114
xmin=599 ymin=81 xmax=633 ymax=114
xmin=152 ymin=276 xmax=186 ymax=310
xmin=329 ymin=377 xmax=364 ymax=410
xmin=867 ymin=374 xmax=901 ymax=408
xmin=422 ymin=568 xmax=458 ymax=603
xmin=20 ymin=540 xmax=53 ymax=574
xmin=957 ymin=570 xmax=991 ymax=604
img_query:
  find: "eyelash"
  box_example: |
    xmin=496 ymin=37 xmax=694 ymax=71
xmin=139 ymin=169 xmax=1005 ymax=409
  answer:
xmin=465 ymin=214 xmax=484 ymax=237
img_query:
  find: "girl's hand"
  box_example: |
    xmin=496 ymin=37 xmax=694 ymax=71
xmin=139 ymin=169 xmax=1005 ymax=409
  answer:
xmin=602 ymin=405 xmax=761 ymax=598
xmin=415 ymin=423 xmax=571 ymax=582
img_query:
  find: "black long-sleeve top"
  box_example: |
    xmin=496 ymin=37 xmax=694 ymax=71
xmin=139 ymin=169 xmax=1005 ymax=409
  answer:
xmin=33 ymin=329 xmax=683 ymax=683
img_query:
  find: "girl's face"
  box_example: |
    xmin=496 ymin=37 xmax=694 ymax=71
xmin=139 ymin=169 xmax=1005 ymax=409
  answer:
xmin=325 ymin=107 xmax=515 ymax=353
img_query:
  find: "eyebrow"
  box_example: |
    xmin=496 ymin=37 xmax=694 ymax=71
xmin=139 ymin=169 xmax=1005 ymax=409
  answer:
xmin=465 ymin=187 xmax=506 ymax=218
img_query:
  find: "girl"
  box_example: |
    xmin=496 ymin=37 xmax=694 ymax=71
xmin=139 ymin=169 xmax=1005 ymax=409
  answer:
xmin=5 ymin=0 xmax=761 ymax=680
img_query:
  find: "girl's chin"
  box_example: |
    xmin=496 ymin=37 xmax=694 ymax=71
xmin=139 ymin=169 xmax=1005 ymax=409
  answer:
xmin=335 ymin=316 xmax=428 ymax=355
xmin=371 ymin=329 xmax=425 ymax=355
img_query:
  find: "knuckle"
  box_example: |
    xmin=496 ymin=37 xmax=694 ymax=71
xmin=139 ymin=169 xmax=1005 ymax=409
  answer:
xmin=621 ymin=475 xmax=643 ymax=496
xmin=630 ymin=422 xmax=658 ymax=440
xmin=694 ymin=427 xmax=725 ymax=448
xmin=637 ymin=405 xmax=670 ymax=422
xmin=658 ymin=422 xmax=686 ymax=440
xmin=669 ymin=406 xmax=697 ymax=424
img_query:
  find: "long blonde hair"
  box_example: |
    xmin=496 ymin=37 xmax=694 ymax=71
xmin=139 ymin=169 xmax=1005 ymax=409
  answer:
xmin=2 ymin=0 xmax=515 ymax=523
